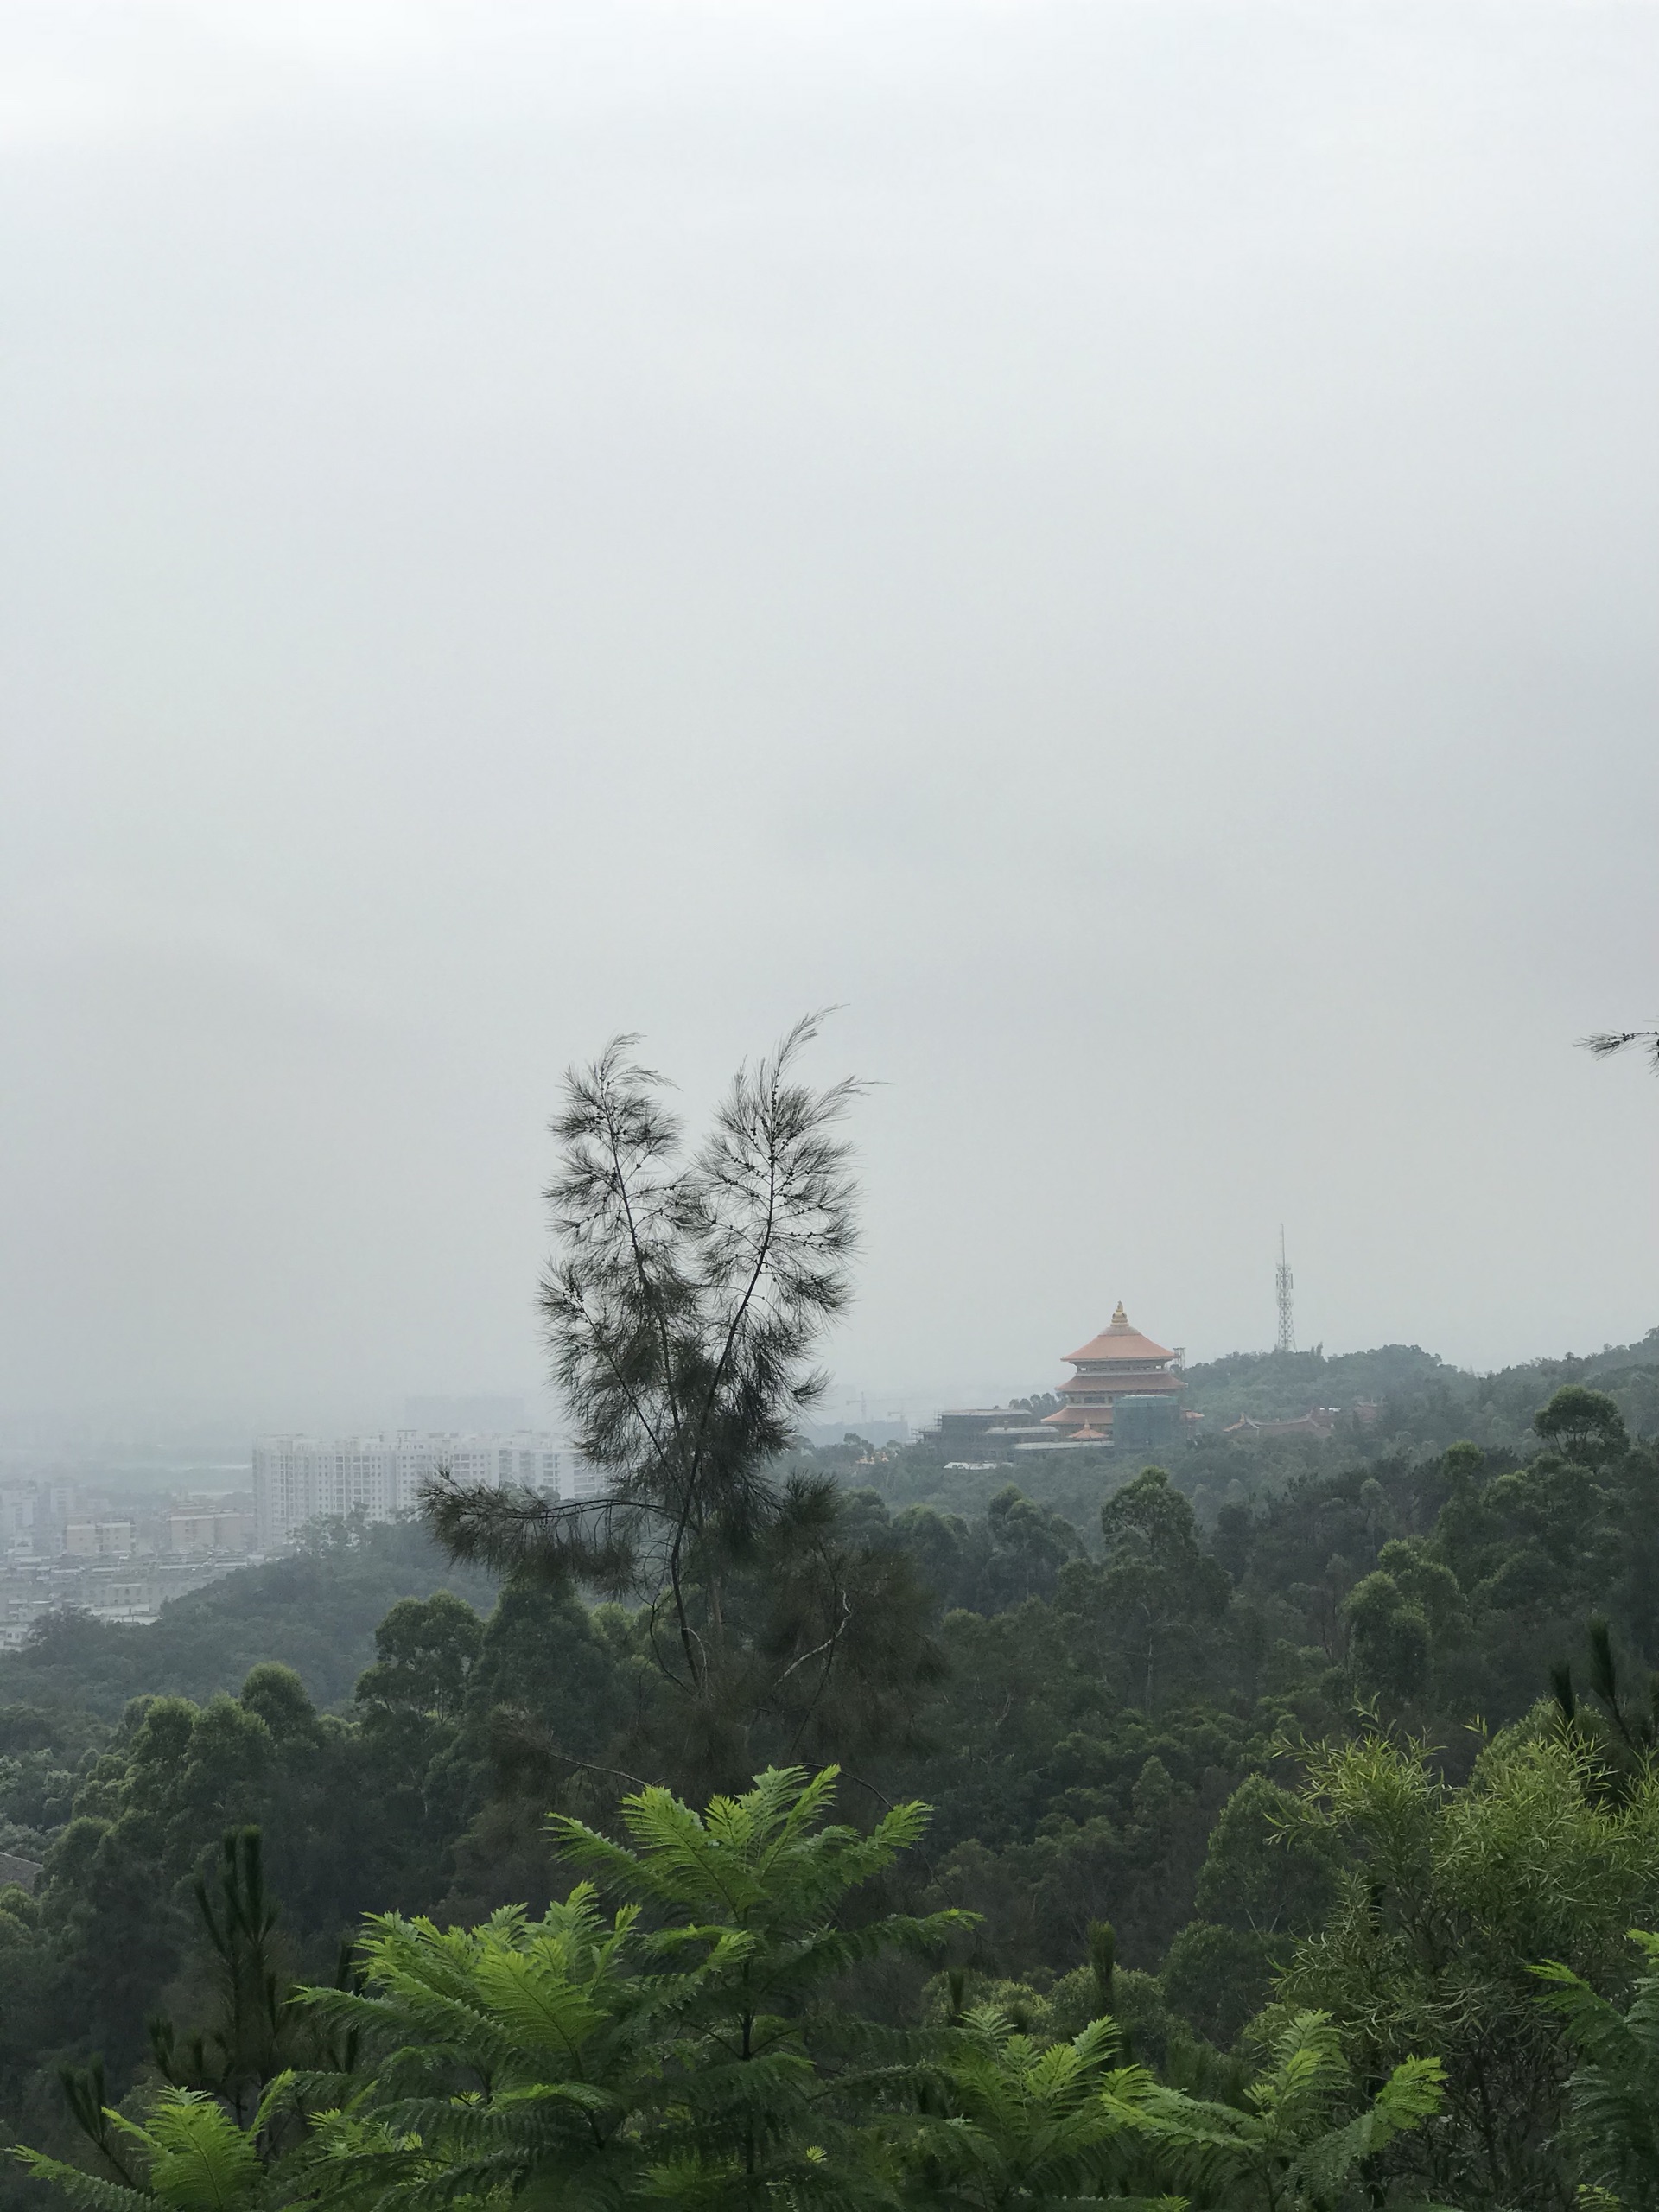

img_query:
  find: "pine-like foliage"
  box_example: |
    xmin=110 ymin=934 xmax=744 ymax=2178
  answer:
xmin=1579 ymin=1030 xmax=1659 ymax=1073
xmin=17 ymin=1826 xmax=358 ymax=2212
xmin=1535 ymin=1929 xmax=1659 ymax=2212
xmin=149 ymin=1829 xmax=306 ymax=2126
xmin=423 ymin=1017 xmax=864 ymax=1733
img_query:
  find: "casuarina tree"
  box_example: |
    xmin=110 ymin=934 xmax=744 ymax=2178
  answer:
xmin=424 ymin=1017 xmax=880 ymax=1786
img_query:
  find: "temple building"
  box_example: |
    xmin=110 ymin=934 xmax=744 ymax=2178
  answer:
xmin=1042 ymin=1303 xmax=1186 ymax=1446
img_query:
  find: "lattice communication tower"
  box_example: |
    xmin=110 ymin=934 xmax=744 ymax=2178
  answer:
xmin=1274 ymin=1227 xmax=1296 ymax=1355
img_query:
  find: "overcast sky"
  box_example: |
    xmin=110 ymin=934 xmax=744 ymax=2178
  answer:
xmin=2 ymin=1 xmax=1656 ymax=1439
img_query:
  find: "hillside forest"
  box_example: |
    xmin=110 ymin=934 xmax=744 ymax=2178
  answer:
xmin=3 ymin=1030 xmax=1659 ymax=2212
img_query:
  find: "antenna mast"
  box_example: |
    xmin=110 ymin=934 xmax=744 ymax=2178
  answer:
xmin=1274 ymin=1226 xmax=1296 ymax=1355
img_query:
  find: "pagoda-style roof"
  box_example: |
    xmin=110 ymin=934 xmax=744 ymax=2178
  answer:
xmin=1064 ymin=1303 xmax=1175 ymax=1368
xmin=1041 ymin=1402 xmax=1116 ymax=1433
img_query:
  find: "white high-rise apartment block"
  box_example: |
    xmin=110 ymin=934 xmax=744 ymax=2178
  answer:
xmin=0 ymin=1478 xmax=78 ymax=1560
xmin=0 ymin=1484 xmax=37 ymax=1556
xmin=251 ymin=1432 xmax=602 ymax=1551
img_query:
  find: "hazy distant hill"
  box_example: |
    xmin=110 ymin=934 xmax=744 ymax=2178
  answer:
xmin=0 ymin=1520 xmax=497 ymax=1718
xmin=1180 ymin=1330 xmax=1659 ymax=1446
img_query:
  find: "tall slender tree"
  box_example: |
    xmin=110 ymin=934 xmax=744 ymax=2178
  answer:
xmin=424 ymin=1016 xmax=868 ymax=1769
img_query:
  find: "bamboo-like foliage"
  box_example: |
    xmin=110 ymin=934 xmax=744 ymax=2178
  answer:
xmin=423 ymin=1017 xmax=863 ymax=1721
xmin=1276 ymin=1728 xmax=1659 ymax=2209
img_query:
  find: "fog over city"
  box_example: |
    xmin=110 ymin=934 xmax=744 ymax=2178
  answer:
xmin=2 ymin=2 xmax=1655 ymax=1442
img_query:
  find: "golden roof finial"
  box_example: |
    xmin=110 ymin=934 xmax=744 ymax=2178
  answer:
xmin=1111 ymin=1301 xmax=1128 ymax=1327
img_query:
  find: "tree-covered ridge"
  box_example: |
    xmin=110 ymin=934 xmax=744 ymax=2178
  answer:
xmin=1177 ymin=1329 xmax=1659 ymax=1446
xmin=817 ymin=1325 xmax=1659 ymax=1536
xmin=0 ymin=1521 xmax=498 ymax=1721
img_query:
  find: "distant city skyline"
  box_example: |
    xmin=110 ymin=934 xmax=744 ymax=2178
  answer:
xmin=13 ymin=1309 xmax=1659 ymax=1465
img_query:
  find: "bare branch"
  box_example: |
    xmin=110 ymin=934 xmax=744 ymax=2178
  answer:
xmin=773 ymin=1598 xmax=851 ymax=1693
xmin=541 ymin=1749 xmax=654 ymax=1793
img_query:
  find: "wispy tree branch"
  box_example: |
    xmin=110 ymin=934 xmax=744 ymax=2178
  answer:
xmin=1578 ymin=1029 xmax=1659 ymax=1071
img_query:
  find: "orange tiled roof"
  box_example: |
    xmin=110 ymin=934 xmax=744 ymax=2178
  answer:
xmin=1042 ymin=1403 xmax=1115 ymax=1433
xmin=1064 ymin=1302 xmax=1175 ymax=1367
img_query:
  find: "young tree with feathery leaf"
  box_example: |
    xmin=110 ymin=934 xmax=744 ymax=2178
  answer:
xmin=294 ymin=1764 xmax=970 ymax=2212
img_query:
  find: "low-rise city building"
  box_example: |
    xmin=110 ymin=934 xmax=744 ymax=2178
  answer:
xmin=168 ymin=1510 xmax=255 ymax=1555
xmin=0 ymin=1551 xmax=260 ymax=1644
xmin=64 ymin=1521 xmax=134 ymax=1559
